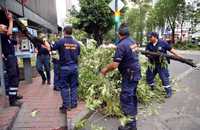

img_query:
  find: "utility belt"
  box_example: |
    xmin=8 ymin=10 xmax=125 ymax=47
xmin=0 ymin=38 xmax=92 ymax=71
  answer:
xmin=121 ymin=65 xmax=141 ymax=81
xmin=61 ymin=65 xmax=77 ymax=70
xmin=52 ymin=58 xmax=60 ymax=64
xmin=37 ymin=54 xmax=50 ymax=56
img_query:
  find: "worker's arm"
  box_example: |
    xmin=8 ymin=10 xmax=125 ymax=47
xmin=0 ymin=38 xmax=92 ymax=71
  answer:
xmin=41 ymin=41 xmax=51 ymax=51
xmin=34 ymin=48 xmax=38 ymax=53
xmin=0 ymin=24 xmax=8 ymax=33
xmin=170 ymin=48 xmax=183 ymax=59
xmin=6 ymin=12 xmax=13 ymax=36
xmin=101 ymin=62 xmax=119 ymax=76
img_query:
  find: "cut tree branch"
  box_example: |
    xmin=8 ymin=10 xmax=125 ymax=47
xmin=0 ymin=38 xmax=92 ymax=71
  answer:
xmin=140 ymin=50 xmax=197 ymax=67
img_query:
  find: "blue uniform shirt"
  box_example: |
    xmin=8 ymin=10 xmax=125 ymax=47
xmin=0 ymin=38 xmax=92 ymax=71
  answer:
xmin=146 ymin=39 xmax=172 ymax=63
xmin=1 ymin=34 xmax=16 ymax=57
xmin=113 ymin=37 xmax=141 ymax=81
xmin=52 ymin=36 xmax=80 ymax=66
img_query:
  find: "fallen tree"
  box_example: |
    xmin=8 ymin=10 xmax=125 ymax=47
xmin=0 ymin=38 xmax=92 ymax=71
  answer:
xmin=140 ymin=50 xmax=197 ymax=67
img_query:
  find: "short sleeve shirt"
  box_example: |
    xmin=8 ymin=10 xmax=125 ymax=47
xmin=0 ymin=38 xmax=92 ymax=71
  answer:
xmin=145 ymin=39 xmax=172 ymax=63
xmin=1 ymin=34 xmax=16 ymax=57
xmin=52 ymin=36 xmax=80 ymax=66
xmin=113 ymin=37 xmax=141 ymax=81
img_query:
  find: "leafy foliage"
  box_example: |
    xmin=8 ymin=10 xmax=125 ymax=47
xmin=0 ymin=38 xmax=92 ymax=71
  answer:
xmin=125 ymin=0 xmax=152 ymax=43
xmin=146 ymin=0 xmax=186 ymax=43
xmin=78 ymin=42 xmax=166 ymax=118
xmin=70 ymin=0 xmax=114 ymax=46
xmin=173 ymin=42 xmax=200 ymax=50
xmin=74 ymin=41 xmax=172 ymax=129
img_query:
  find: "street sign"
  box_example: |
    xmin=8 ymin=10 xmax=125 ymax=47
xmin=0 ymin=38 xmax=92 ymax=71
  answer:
xmin=108 ymin=0 xmax=125 ymax=12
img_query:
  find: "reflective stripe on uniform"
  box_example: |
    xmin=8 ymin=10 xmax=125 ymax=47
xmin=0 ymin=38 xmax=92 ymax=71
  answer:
xmin=9 ymin=87 xmax=18 ymax=91
xmin=163 ymin=85 xmax=170 ymax=88
xmin=149 ymin=83 xmax=155 ymax=86
xmin=9 ymin=92 xmax=17 ymax=95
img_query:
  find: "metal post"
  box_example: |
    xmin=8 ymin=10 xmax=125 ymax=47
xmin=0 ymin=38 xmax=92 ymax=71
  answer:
xmin=23 ymin=58 xmax=32 ymax=83
xmin=21 ymin=0 xmax=25 ymax=17
xmin=115 ymin=0 xmax=118 ymax=42
xmin=0 ymin=34 xmax=6 ymax=96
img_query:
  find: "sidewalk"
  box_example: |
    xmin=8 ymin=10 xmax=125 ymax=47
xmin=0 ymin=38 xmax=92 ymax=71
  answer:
xmin=0 ymin=76 xmax=87 ymax=130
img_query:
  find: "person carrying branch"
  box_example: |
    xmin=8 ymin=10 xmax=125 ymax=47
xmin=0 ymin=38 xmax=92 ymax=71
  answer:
xmin=145 ymin=32 xmax=183 ymax=98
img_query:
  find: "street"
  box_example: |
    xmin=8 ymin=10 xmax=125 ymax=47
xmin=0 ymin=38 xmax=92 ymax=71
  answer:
xmin=82 ymin=51 xmax=200 ymax=130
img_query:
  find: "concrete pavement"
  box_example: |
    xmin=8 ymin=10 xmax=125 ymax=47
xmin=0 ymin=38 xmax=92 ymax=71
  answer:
xmin=138 ymin=68 xmax=200 ymax=130
xmin=0 ymin=76 xmax=88 ymax=130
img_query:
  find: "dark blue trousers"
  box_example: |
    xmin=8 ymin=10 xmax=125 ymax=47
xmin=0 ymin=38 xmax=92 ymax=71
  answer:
xmin=120 ymin=77 xmax=138 ymax=128
xmin=59 ymin=66 xmax=78 ymax=109
xmin=36 ymin=55 xmax=51 ymax=82
xmin=52 ymin=60 xmax=60 ymax=89
xmin=146 ymin=64 xmax=170 ymax=87
xmin=4 ymin=55 xmax=19 ymax=103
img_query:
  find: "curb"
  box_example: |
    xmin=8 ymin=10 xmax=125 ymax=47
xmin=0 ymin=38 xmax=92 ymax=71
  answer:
xmin=177 ymin=50 xmax=200 ymax=55
xmin=0 ymin=106 xmax=20 ymax=130
xmin=69 ymin=107 xmax=93 ymax=130
xmin=172 ymin=62 xmax=200 ymax=83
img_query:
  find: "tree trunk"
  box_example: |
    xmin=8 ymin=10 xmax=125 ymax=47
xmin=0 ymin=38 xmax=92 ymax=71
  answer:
xmin=180 ymin=20 xmax=184 ymax=43
xmin=171 ymin=28 xmax=175 ymax=44
xmin=94 ymin=31 xmax=103 ymax=47
xmin=140 ymin=50 xmax=197 ymax=67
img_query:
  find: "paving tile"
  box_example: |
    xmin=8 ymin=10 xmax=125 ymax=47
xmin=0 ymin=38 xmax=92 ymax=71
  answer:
xmin=10 ymin=77 xmax=87 ymax=130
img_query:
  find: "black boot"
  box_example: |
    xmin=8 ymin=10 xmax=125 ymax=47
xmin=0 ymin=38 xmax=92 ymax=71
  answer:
xmin=10 ymin=100 xmax=22 ymax=107
xmin=16 ymin=94 xmax=23 ymax=100
xmin=150 ymin=85 xmax=155 ymax=90
xmin=53 ymin=87 xmax=60 ymax=91
xmin=9 ymin=96 xmax=22 ymax=107
xmin=47 ymin=80 xmax=51 ymax=85
xmin=42 ymin=80 xmax=46 ymax=84
xmin=46 ymin=71 xmax=51 ymax=85
xmin=118 ymin=125 xmax=137 ymax=130
xmin=165 ymin=87 xmax=172 ymax=98
xmin=59 ymin=106 xmax=68 ymax=113
xmin=38 ymin=70 xmax=46 ymax=84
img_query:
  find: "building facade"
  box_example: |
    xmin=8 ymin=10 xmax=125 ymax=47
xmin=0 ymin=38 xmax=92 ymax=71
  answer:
xmin=56 ymin=0 xmax=79 ymax=28
xmin=0 ymin=0 xmax=58 ymax=33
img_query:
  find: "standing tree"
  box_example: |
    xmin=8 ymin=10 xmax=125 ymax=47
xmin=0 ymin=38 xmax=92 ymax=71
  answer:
xmin=125 ymin=0 xmax=152 ymax=43
xmin=177 ymin=2 xmax=188 ymax=42
xmin=191 ymin=8 xmax=200 ymax=33
xmin=70 ymin=0 xmax=114 ymax=46
xmin=147 ymin=0 xmax=185 ymax=43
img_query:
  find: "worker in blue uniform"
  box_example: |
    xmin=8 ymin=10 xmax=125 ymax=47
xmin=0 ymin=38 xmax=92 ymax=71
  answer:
xmin=0 ymin=10 xmax=22 ymax=106
xmin=101 ymin=23 xmax=141 ymax=130
xmin=146 ymin=32 xmax=183 ymax=97
xmin=51 ymin=25 xmax=80 ymax=113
